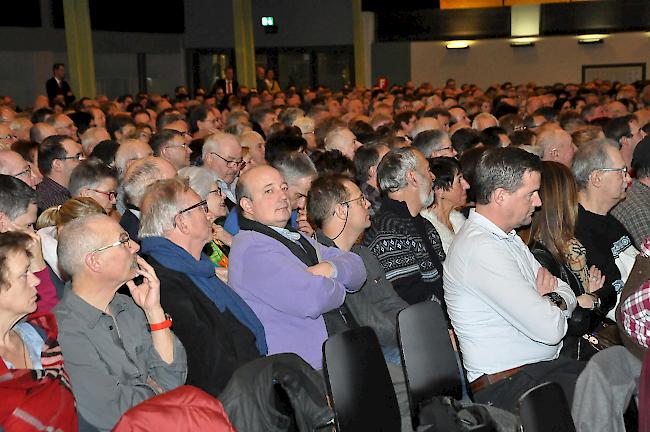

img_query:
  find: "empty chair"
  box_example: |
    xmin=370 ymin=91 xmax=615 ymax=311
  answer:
xmin=397 ymin=301 xmax=463 ymax=429
xmin=518 ymin=382 xmax=576 ymax=432
xmin=322 ymin=326 xmax=401 ymax=432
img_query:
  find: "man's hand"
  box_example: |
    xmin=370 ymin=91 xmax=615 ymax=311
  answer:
xmin=296 ymin=209 xmax=314 ymax=237
xmin=127 ymin=256 xmax=163 ymax=318
xmin=214 ymin=266 xmax=229 ymax=284
xmin=212 ymin=225 xmax=233 ymax=247
xmin=536 ymin=267 xmax=558 ymax=296
xmin=306 ymin=262 xmax=334 ymax=278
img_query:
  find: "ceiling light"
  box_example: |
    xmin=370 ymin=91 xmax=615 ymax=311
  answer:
xmin=510 ymin=37 xmax=536 ymax=47
xmin=578 ymin=34 xmax=606 ymax=44
xmin=446 ymin=40 xmax=470 ymax=49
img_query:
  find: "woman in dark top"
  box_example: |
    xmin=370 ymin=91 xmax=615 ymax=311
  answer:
xmin=528 ymin=161 xmax=607 ymax=359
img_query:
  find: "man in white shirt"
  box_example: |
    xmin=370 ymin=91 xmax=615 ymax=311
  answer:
xmin=444 ymin=147 xmax=583 ymax=412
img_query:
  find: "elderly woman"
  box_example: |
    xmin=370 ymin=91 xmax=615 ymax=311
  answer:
xmin=0 ymin=231 xmax=77 ymax=429
xmin=420 ymin=157 xmax=470 ymax=253
xmin=178 ymin=166 xmax=231 ymax=269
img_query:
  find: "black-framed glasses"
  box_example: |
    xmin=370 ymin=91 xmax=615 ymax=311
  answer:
xmin=178 ymin=200 xmax=209 ymax=215
xmin=90 ymin=189 xmax=118 ymax=200
xmin=597 ymin=166 xmax=628 ymax=175
xmin=208 ymin=188 xmax=222 ymax=197
xmin=92 ymin=232 xmax=131 ymax=253
xmin=57 ymin=153 xmax=84 ymax=161
xmin=14 ymin=165 xmax=32 ymax=178
xmin=341 ymin=195 xmax=368 ymax=207
xmin=210 ymin=152 xmax=245 ymax=168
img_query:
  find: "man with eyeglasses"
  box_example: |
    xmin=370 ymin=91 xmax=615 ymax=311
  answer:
xmin=0 ymin=123 xmax=18 ymax=148
xmin=228 ymin=165 xmax=366 ymax=370
xmin=0 ymin=149 xmax=41 ymax=188
xmin=308 ymin=174 xmax=412 ymax=430
xmin=46 ymin=113 xmax=79 ymax=142
xmin=69 ymin=159 xmax=119 ymax=217
xmin=149 ymin=129 xmax=192 ymax=171
xmin=54 ymin=215 xmax=187 ymax=430
xmin=573 ymin=138 xmax=638 ymax=320
xmin=202 ymin=132 xmax=244 ymax=209
xmin=36 ymin=135 xmax=84 ymax=212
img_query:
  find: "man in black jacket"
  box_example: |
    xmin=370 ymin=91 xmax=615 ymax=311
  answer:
xmin=45 ymin=63 xmax=75 ymax=107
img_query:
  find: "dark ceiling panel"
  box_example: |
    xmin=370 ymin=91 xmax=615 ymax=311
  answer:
xmin=541 ymin=1 xmax=650 ymax=35
xmin=375 ymin=7 xmax=510 ymax=41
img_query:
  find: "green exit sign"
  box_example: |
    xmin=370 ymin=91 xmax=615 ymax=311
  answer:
xmin=261 ymin=16 xmax=275 ymax=26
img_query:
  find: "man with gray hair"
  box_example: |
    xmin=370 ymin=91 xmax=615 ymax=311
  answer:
xmin=202 ymin=132 xmax=244 ymax=208
xmin=29 ymin=122 xmax=57 ymax=144
xmin=537 ymin=127 xmax=577 ymax=167
xmin=573 ymin=138 xmax=637 ymax=318
xmin=80 ymin=126 xmax=110 ymax=157
xmin=411 ymin=129 xmax=457 ymax=158
xmin=0 ymin=149 xmax=41 ymax=188
xmin=324 ymin=127 xmax=362 ymax=160
xmin=444 ymin=147 xmax=580 ymax=412
xmin=471 ymin=112 xmax=499 ymax=131
xmin=54 ymin=215 xmax=187 ymax=430
xmin=363 ymin=147 xmax=446 ymax=306
xmin=115 ymin=138 xmax=154 ymax=178
xmin=120 ymin=156 xmax=177 ymax=242
xmin=408 ymin=116 xmax=441 ymax=140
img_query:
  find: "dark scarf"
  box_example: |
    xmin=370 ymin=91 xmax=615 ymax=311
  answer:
xmin=140 ymin=237 xmax=268 ymax=355
xmin=238 ymin=214 xmax=359 ymax=334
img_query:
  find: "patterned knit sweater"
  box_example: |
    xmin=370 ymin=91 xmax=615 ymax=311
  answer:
xmin=363 ymin=197 xmax=446 ymax=306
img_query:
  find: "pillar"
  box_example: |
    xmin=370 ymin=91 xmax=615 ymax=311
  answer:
xmin=62 ymin=0 xmax=96 ymax=99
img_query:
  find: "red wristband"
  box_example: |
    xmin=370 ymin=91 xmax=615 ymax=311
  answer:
xmin=148 ymin=313 xmax=172 ymax=331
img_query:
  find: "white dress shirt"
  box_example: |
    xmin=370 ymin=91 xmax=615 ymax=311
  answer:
xmin=444 ymin=210 xmax=576 ymax=382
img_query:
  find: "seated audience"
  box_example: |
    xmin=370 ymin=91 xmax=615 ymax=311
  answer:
xmin=54 ymin=215 xmax=187 ymax=430
xmin=420 ymin=157 xmax=469 ymax=253
xmin=573 ymin=139 xmax=638 ymax=315
xmin=528 ymin=161 xmax=608 ymax=360
xmin=0 ymin=231 xmax=77 ymax=430
xmin=228 ymin=165 xmax=366 ymax=369
xmin=444 ymin=147 xmax=582 ymax=412
xmin=363 ymin=147 xmax=446 ymax=306
xmin=139 ymin=178 xmax=265 ymax=397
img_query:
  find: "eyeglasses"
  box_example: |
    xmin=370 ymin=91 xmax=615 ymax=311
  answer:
xmin=0 ymin=134 xmax=18 ymax=141
xmin=597 ymin=166 xmax=628 ymax=175
xmin=167 ymin=143 xmax=190 ymax=151
xmin=208 ymin=188 xmax=222 ymax=197
xmin=89 ymin=189 xmax=118 ymax=200
xmin=210 ymin=152 xmax=245 ymax=168
xmin=14 ymin=165 xmax=32 ymax=179
xmin=341 ymin=195 xmax=368 ymax=207
xmin=57 ymin=153 xmax=84 ymax=161
xmin=178 ymin=199 xmax=209 ymax=216
xmin=92 ymin=232 xmax=131 ymax=253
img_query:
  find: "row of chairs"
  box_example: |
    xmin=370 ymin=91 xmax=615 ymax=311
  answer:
xmin=322 ymin=302 xmax=576 ymax=432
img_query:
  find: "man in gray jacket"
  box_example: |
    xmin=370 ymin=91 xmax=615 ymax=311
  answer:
xmin=54 ymin=215 xmax=187 ymax=431
xmin=307 ymin=173 xmax=412 ymax=430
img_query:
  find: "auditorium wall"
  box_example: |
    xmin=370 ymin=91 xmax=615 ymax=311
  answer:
xmin=406 ymin=31 xmax=650 ymax=88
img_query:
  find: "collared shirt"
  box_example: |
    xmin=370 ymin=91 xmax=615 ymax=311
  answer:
xmin=36 ymin=176 xmax=71 ymax=212
xmin=53 ymin=290 xmax=187 ymax=431
xmin=612 ymin=179 xmax=650 ymax=250
xmin=444 ymin=210 xmax=576 ymax=382
xmin=621 ymin=279 xmax=650 ymax=349
xmin=217 ymin=177 xmax=237 ymax=206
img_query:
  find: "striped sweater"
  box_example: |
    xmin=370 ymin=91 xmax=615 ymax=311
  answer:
xmin=363 ymin=197 xmax=446 ymax=306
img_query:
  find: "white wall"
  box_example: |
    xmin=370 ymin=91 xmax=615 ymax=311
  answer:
xmin=410 ymin=32 xmax=650 ymax=88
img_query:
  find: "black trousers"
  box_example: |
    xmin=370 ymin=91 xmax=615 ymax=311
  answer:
xmin=472 ymin=357 xmax=587 ymax=413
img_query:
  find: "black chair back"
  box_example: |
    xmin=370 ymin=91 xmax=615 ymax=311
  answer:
xmin=322 ymin=326 xmax=401 ymax=432
xmin=517 ymin=382 xmax=576 ymax=432
xmin=397 ymin=301 xmax=463 ymax=428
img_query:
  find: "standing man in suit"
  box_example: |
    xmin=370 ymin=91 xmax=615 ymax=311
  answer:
xmin=212 ymin=67 xmax=239 ymax=98
xmin=45 ymin=63 xmax=75 ymax=107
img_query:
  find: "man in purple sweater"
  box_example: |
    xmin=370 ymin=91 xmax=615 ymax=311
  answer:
xmin=228 ymin=165 xmax=366 ymax=369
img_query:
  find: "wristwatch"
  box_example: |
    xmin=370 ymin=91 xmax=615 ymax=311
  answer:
xmin=588 ymin=293 xmax=601 ymax=310
xmin=544 ymin=292 xmax=566 ymax=310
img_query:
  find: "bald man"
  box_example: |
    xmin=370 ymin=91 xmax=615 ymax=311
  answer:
xmin=228 ymin=165 xmax=365 ymax=369
xmin=80 ymin=127 xmax=111 ymax=157
xmin=115 ymin=138 xmax=154 ymax=177
xmin=0 ymin=149 xmax=41 ymax=188
xmin=537 ymin=128 xmax=577 ymax=167
xmin=409 ymin=117 xmax=441 ymax=140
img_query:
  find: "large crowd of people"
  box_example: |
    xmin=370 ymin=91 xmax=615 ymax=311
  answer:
xmin=1 ymin=63 xmax=650 ymax=431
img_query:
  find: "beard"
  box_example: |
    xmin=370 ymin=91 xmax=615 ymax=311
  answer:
xmin=420 ymin=186 xmax=435 ymax=209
